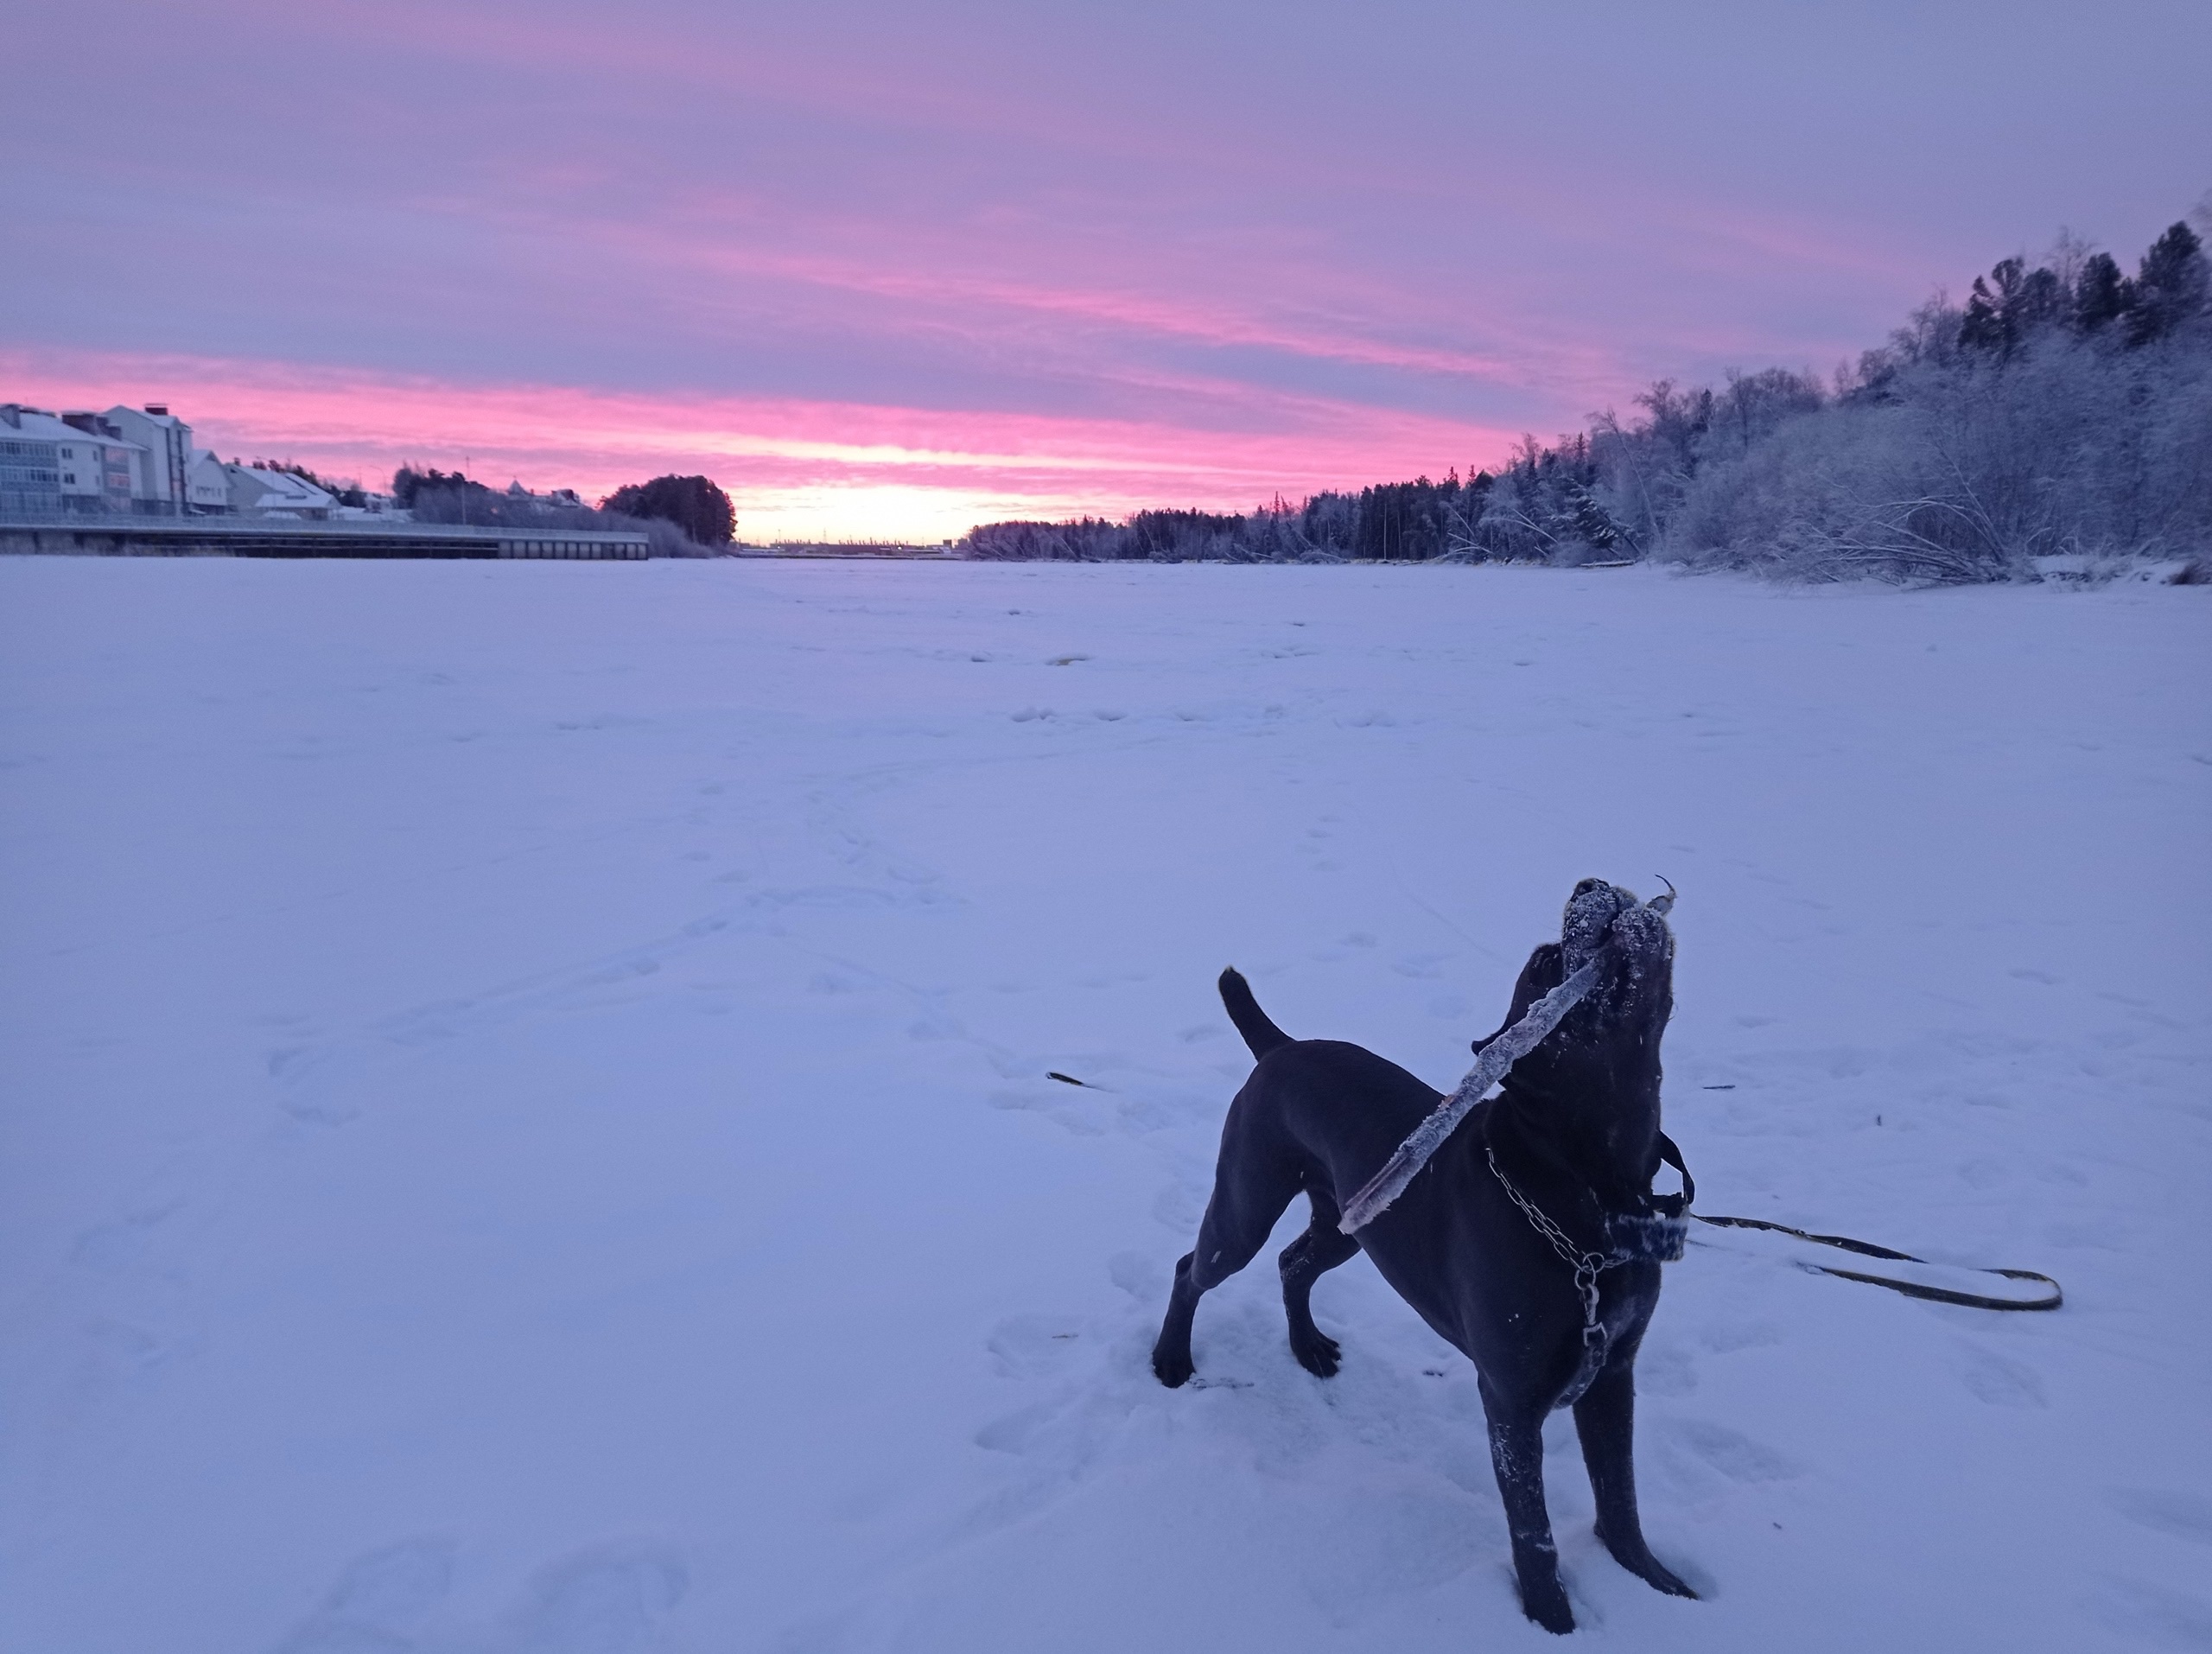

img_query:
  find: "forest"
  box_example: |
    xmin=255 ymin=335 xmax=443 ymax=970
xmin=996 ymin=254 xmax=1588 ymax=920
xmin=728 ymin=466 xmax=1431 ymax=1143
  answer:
xmin=963 ymin=219 xmax=2211 ymax=581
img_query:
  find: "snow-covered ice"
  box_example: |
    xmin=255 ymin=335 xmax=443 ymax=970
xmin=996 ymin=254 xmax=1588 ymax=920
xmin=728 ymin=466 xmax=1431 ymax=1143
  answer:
xmin=2 ymin=557 xmax=2208 ymax=1653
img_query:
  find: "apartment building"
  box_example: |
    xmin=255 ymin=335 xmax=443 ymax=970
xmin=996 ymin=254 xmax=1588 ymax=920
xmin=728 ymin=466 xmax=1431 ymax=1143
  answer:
xmin=101 ymin=404 xmax=199 ymax=512
xmin=0 ymin=404 xmax=144 ymax=516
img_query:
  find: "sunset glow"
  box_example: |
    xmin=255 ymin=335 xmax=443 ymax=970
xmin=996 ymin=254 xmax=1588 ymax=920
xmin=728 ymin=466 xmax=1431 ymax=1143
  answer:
xmin=7 ymin=2 xmax=2208 ymax=538
xmin=1 ymin=347 xmax=1532 ymax=541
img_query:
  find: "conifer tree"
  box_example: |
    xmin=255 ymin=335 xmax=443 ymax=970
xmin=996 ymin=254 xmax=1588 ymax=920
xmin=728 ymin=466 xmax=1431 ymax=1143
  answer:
xmin=2074 ymin=251 xmax=2128 ymax=332
xmin=2009 ymin=265 xmax=2067 ymax=334
xmin=2128 ymin=222 xmax=2209 ymax=345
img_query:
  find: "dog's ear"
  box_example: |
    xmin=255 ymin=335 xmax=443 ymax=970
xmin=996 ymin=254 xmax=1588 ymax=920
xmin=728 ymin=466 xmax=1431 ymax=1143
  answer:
xmin=1511 ymin=940 xmax=1566 ymax=1015
xmin=1473 ymin=942 xmax=1564 ymax=1052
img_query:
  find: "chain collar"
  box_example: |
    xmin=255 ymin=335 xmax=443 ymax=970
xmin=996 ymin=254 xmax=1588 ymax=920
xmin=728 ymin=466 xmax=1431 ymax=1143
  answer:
xmin=1485 ymin=1143 xmax=1619 ymax=1372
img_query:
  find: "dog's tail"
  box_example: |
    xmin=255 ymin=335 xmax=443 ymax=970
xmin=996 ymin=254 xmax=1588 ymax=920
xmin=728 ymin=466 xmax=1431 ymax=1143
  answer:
xmin=1219 ymin=967 xmax=1294 ymax=1059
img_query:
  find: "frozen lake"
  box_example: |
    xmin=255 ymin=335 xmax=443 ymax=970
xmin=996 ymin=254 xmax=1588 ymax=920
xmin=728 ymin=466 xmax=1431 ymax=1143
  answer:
xmin=3 ymin=557 xmax=2208 ymax=1652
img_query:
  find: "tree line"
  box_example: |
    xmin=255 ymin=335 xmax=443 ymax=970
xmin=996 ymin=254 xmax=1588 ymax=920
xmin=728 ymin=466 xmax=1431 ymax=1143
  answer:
xmin=393 ymin=468 xmax=735 ymax=553
xmin=964 ymin=215 xmax=2211 ymax=581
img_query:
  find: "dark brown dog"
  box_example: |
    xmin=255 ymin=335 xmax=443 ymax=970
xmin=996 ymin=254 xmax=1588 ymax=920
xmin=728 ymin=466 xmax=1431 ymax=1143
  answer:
xmin=1151 ymin=881 xmax=1694 ymax=1633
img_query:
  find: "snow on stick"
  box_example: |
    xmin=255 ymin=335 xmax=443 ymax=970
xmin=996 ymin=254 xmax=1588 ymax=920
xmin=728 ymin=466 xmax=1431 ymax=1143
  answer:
xmin=1339 ymin=957 xmax=1601 ymax=1234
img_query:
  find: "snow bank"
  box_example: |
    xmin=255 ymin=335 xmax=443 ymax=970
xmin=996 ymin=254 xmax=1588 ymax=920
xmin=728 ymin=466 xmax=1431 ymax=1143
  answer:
xmin=2 ymin=559 xmax=2207 ymax=1652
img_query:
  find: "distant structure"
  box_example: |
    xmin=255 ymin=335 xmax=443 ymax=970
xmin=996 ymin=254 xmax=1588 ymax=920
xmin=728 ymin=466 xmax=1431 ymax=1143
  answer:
xmin=1 ymin=406 xmax=142 ymax=517
xmin=99 ymin=404 xmax=204 ymax=514
xmin=508 ymin=479 xmax=585 ymax=509
xmin=2 ymin=398 xmax=649 ymax=559
xmin=222 ymin=462 xmax=338 ymax=519
xmin=188 ymin=449 xmax=231 ymax=509
xmin=1 ymin=401 xmax=237 ymax=518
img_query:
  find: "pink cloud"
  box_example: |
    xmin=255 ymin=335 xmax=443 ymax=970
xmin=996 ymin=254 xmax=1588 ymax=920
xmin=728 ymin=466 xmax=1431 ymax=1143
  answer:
xmin=3 ymin=347 xmax=1521 ymax=542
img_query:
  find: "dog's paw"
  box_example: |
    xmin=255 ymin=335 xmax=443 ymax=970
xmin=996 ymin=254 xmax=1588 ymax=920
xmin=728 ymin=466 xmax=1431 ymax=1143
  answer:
xmin=1617 ymin=1549 xmax=1697 ymax=1600
xmin=1288 ymin=1325 xmax=1343 ymax=1378
xmin=1151 ymin=1345 xmax=1195 ymax=1388
xmin=1519 ymin=1580 xmax=1577 ymax=1635
xmin=1594 ymin=1519 xmax=1699 ymax=1599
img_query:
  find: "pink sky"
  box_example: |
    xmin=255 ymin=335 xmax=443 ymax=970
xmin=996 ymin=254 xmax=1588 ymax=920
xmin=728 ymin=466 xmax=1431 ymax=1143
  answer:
xmin=7 ymin=0 xmax=2208 ymax=540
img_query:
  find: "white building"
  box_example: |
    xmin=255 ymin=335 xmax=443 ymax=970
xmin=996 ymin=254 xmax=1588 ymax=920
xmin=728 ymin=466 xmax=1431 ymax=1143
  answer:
xmin=187 ymin=449 xmax=231 ymax=512
xmin=223 ymin=462 xmax=338 ymax=519
xmin=0 ymin=405 xmax=64 ymax=516
xmin=0 ymin=404 xmax=145 ymax=516
xmin=101 ymin=404 xmax=199 ymax=513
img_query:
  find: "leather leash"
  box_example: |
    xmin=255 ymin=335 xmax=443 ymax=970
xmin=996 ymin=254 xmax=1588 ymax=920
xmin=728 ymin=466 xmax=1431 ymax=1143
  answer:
xmin=1657 ymin=1133 xmax=2062 ymax=1311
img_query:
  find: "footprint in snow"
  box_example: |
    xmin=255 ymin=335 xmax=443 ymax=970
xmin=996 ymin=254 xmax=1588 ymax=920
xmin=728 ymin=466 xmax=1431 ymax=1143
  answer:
xmin=988 ymin=1088 xmax=1105 ymax=1136
xmin=498 ymin=1543 xmax=688 ymax=1654
xmin=2082 ymin=1576 xmax=2212 ymax=1652
xmin=2107 ymin=1487 xmax=2212 ymax=1547
xmin=82 ymin=1317 xmax=201 ymax=1383
xmin=1958 ymin=1344 xmax=2047 ymax=1409
xmin=974 ymin=1402 xmax=1058 ymax=1454
xmin=271 ymin=1537 xmax=454 ymax=1653
xmin=1636 ymin=1340 xmax=1697 ymax=1396
xmin=1108 ymin=1250 xmax=1166 ymax=1300
xmin=1391 ymin=952 xmax=1452 ymax=979
xmin=987 ymin=1312 xmax=1085 ymax=1379
xmin=71 ymin=1198 xmax=185 ymax=1272
xmin=1694 ymin=1318 xmax=1783 ymax=1356
xmin=1658 ymin=1418 xmax=1804 ymax=1490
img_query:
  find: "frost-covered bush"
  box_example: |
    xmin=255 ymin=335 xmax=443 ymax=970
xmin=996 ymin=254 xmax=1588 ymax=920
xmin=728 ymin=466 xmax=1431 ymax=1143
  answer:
xmin=1660 ymin=326 xmax=2212 ymax=580
xmin=1621 ymin=221 xmax=2212 ymax=581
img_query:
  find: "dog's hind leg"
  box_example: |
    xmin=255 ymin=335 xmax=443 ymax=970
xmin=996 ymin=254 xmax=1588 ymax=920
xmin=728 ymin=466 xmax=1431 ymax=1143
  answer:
xmin=1573 ymin=1359 xmax=1697 ymax=1600
xmin=1152 ymin=1145 xmax=1303 ymax=1388
xmin=1279 ymin=1192 xmax=1359 ymax=1377
xmin=1483 ymin=1386 xmax=1575 ymax=1634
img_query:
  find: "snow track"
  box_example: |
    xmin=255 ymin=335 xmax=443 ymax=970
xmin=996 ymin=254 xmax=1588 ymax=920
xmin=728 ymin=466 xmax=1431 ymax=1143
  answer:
xmin=2 ymin=558 xmax=2207 ymax=1652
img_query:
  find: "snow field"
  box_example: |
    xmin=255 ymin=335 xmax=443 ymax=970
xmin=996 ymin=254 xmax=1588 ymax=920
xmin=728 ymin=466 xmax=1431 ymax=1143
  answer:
xmin=1 ymin=557 xmax=2208 ymax=1652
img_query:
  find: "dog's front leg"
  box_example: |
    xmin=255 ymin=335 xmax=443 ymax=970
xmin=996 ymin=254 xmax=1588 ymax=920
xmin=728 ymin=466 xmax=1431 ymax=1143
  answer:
xmin=1574 ymin=1353 xmax=1689 ymax=1600
xmin=1482 ymin=1394 xmax=1574 ymax=1634
xmin=1573 ymin=1361 xmax=1696 ymax=1600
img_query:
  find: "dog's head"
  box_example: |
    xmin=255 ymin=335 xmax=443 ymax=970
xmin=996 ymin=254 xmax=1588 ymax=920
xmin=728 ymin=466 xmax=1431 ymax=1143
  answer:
xmin=1558 ymin=877 xmax=1675 ymax=1033
xmin=1483 ymin=878 xmax=1675 ymax=1194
